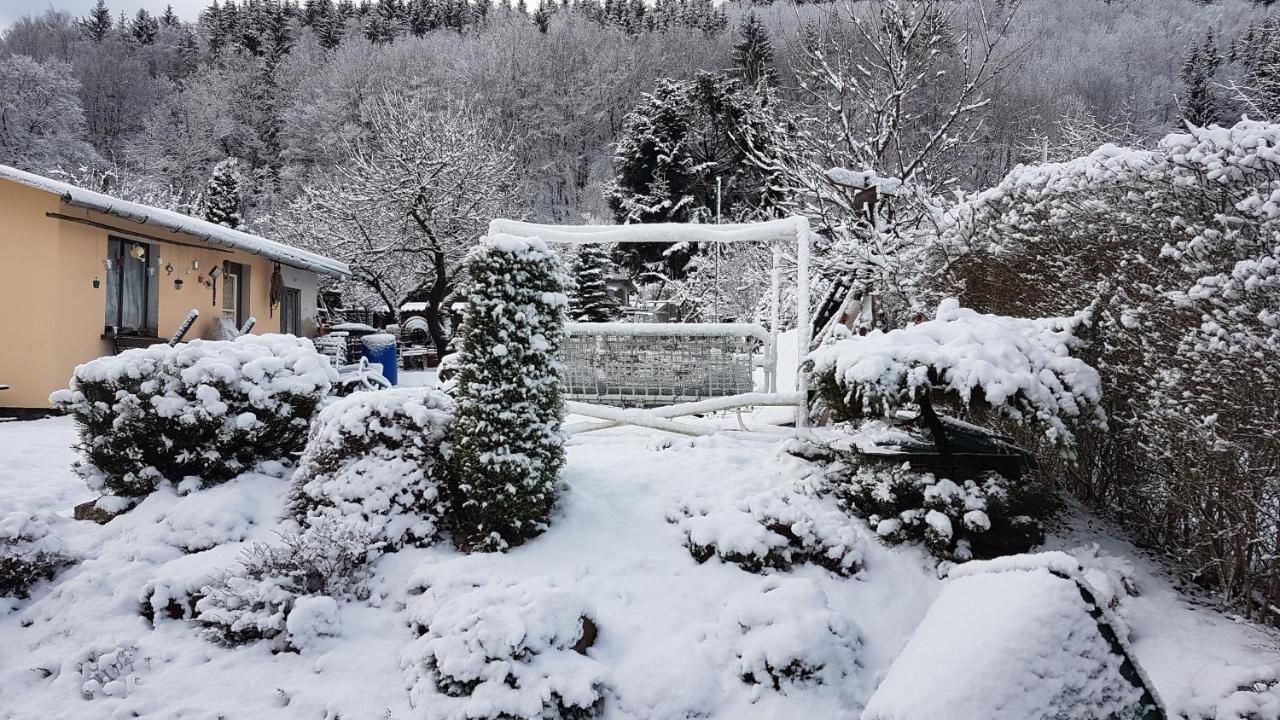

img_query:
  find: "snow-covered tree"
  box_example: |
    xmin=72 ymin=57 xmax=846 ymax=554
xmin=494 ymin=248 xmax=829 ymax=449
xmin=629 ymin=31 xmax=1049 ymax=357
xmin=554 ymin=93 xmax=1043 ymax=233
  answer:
xmin=448 ymin=235 xmax=571 ymax=551
xmin=285 ymin=90 xmax=522 ymax=352
xmin=0 ymin=55 xmax=99 ymax=172
xmin=128 ymin=9 xmax=159 ymax=45
xmin=732 ymin=13 xmax=776 ymax=89
xmin=203 ymin=158 xmax=244 ymax=229
xmin=569 ymin=244 xmax=619 ymax=322
xmin=77 ymin=0 xmax=115 ymax=42
xmin=1180 ymin=30 xmax=1222 ymax=127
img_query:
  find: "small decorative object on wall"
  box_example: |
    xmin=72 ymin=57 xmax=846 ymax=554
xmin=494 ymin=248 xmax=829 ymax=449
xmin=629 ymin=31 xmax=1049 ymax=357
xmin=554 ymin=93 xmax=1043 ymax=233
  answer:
xmin=165 ymin=262 xmax=174 ymax=276
xmin=174 ymin=278 xmax=184 ymax=290
xmin=191 ymin=259 xmax=200 ymax=271
xmin=208 ymin=265 xmax=223 ymax=305
xmin=103 ymin=258 xmax=113 ymax=272
xmin=92 ymin=276 xmax=100 ymax=289
xmin=129 ymin=245 xmax=146 ymax=261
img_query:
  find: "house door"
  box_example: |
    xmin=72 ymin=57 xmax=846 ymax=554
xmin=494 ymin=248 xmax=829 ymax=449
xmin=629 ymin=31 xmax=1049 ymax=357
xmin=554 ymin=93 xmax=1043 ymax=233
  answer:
xmin=222 ymin=261 xmax=247 ymax=328
xmin=105 ymin=237 xmax=157 ymax=336
xmin=280 ymin=287 xmax=302 ymax=336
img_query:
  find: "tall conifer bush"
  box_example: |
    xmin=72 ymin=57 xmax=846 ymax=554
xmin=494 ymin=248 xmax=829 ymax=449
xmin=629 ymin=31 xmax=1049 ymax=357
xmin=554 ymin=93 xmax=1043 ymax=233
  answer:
xmin=204 ymin=159 xmax=244 ymax=230
xmin=570 ymin=244 xmax=619 ymax=322
xmin=448 ymin=234 xmax=571 ymax=551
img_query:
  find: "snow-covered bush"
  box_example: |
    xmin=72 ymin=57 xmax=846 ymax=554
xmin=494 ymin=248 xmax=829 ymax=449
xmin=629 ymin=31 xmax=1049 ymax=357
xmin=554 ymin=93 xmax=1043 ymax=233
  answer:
xmin=288 ymin=387 xmax=454 ymax=549
xmin=194 ymin=517 xmax=374 ymax=649
xmin=1178 ymin=664 xmax=1280 ymax=720
xmin=404 ymin=576 xmax=606 ymax=720
xmin=834 ymin=462 xmax=1046 ymax=561
xmin=76 ymin=642 xmax=144 ymax=700
xmin=808 ymin=298 xmax=1104 ymax=445
xmin=0 ymin=512 xmax=72 ymax=599
xmin=51 ymin=335 xmax=337 ymax=498
xmin=678 ymin=488 xmax=864 ymax=576
xmin=448 ymin=234 xmax=571 ymax=551
xmin=726 ymin=577 xmax=862 ymax=692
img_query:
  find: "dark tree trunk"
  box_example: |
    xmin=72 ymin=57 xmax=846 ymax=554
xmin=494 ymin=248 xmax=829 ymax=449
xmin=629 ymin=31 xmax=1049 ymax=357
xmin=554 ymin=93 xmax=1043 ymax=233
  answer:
xmin=424 ymin=248 xmax=450 ymax=354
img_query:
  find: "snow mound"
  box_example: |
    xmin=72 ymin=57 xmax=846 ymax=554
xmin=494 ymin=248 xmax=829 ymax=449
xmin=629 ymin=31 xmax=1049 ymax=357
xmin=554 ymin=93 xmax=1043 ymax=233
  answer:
xmin=863 ymin=554 xmax=1163 ymax=720
xmin=403 ymin=573 xmax=605 ymax=720
xmin=808 ymin=298 xmax=1104 ymax=443
xmin=679 ymin=487 xmax=864 ymax=576
xmin=726 ymin=576 xmax=863 ymax=695
xmin=1177 ymin=664 xmax=1280 ymax=720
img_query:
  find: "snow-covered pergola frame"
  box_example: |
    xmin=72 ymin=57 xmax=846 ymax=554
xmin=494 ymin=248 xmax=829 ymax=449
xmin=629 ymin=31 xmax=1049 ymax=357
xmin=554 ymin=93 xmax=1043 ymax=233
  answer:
xmin=487 ymin=217 xmax=814 ymax=435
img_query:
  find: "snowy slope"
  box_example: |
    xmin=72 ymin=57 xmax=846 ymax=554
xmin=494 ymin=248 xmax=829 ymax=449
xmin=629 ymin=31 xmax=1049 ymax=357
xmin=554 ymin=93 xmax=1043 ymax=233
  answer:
xmin=0 ymin=416 xmax=1275 ymax=719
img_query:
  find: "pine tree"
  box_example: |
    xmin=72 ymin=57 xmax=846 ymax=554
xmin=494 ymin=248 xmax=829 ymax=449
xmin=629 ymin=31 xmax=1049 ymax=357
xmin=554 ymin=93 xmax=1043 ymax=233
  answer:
xmin=533 ymin=3 xmax=553 ymax=32
xmin=204 ymin=159 xmax=244 ymax=229
xmin=1181 ymin=32 xmax=1221 ymax=127
xmin=570 ymin=244 xmax=619 ymax=321
xmin=161 ymin=4 xmax=180 ymax=26
xmin=78 ymin=0 xmax=114 ymax=41
xmin=733 ymin=13 xmax=777 ymax=88
xmin=129 ymin=8 xmax=160 ymax=44
xmin=448 ymin=236 xmax=570 ymax=552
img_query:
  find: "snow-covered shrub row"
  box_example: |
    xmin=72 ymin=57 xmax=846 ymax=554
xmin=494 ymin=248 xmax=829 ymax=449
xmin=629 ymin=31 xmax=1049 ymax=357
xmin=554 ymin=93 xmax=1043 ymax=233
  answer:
xmin=833 ymin=462 xmax=1046 ymax=561
xmin=726 ymin=577 xmax=862 ymax=693
xmin=288 ymin=387 xmax=454 ymax=549
xmin=194 ymin=517 xmax=374 ymax=650
xmin=51 ymin=335 xmax=337 ymax=497
xmin=0 ymin=511 xmax=72 ymax=599
xmin=1177 ymin=664 xmax=1280 ymax=720
xmin=448 ymin=234 xmax=571 ymax=551
xmin=403 ymin=572 xmax=605 ymax=720
xmin=808 ymin=298 xmax=1104 ymax=445
xmin=677 ymin=488 xmax=864 ymax=576
xmin=76 ymin=642 xmax=145 ymax=701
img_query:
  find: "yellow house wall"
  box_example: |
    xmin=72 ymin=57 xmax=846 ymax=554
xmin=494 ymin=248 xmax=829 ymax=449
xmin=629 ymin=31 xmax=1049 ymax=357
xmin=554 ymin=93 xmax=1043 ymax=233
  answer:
xmin=0 ymin=179 xmax=316 ymax=410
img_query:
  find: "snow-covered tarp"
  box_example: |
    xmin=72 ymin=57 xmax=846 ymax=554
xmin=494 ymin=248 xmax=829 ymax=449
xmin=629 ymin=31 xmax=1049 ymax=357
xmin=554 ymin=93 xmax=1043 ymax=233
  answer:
xmin=808 ymin=298 xmax=1105 ymax=443
xmin=862 ymin=551 xmax=1165 ymax=720
xmin=0 ymin=164 xmax=350 ymax=278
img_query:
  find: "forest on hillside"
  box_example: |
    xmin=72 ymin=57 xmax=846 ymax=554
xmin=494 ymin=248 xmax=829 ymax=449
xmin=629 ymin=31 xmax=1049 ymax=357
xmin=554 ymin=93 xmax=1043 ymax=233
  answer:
xmin=2 ymin=0 xmax=1279 ymax=623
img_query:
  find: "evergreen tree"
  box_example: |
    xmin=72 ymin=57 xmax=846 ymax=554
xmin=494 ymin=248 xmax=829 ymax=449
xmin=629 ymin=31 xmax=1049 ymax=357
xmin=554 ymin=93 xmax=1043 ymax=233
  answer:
xmin=161 ymin=4 xmax=180 ymax=26
xmin=1181 ymin=31 xmax=1222 ymax=127
xmin=533 ymin=3 xmax=553 ymax=32
xmin=78 ymin=0 xmax=115 ymax=41
xmin=129 ymin=8 xmax=160 ymax=44
xmin=733 ymin=13 xmax=777 ymax=88
xmin=569 ymin=244 xmax=619 ymax=321
xmin=365 ymin=0 xmax=404 ymax=42
xmin=449 ymin=236 xmax=571 ymax=552
xmin=204 ymin=159 xmax=245 ymax=229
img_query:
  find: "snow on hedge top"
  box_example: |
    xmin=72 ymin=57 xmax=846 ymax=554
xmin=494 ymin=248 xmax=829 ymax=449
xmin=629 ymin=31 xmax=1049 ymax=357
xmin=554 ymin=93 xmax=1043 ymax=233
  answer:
xmin=807 ymin=298 xmax=1104 ymax=444
xmin=488 ymin=216 xmax=808 ymax=245
xmin=862 ymin=555 xmax=1163 ymax=720
xmin=0 ymin=164 xmax=350 ymax=278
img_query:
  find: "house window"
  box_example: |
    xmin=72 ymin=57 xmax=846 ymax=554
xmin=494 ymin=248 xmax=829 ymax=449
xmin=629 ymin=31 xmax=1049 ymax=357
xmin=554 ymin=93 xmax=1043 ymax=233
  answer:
xmin=281 ymin=287 xmax=302 ymax=336
xmin=222 ymin=261 xmax=248 ymax=328
xmin=104 ymin=237 xmax=158 ymax=336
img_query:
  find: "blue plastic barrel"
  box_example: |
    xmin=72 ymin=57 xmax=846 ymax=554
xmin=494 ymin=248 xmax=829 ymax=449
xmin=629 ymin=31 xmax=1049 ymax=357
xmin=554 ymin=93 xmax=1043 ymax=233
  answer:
xmin=361 ymin=333 xmax=398 ymax=386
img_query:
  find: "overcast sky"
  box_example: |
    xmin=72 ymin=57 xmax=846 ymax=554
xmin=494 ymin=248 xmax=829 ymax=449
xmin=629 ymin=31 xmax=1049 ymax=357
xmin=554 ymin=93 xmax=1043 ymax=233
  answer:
xmin=1 ymin=0 xmax=207 ymax=30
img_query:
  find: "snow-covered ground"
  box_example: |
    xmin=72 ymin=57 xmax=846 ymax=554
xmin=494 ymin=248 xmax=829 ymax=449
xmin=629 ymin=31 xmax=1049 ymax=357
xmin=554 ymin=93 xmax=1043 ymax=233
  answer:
xmin=0 ymin=415 xmax=1275 ymax=718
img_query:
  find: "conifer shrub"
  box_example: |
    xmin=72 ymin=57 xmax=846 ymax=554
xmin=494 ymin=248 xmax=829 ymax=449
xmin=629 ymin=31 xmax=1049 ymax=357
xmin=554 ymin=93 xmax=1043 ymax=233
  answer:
xmin=0 ymin=512 xmax=72 ymax=599
xmin=51 ymin=335 xmax=336 ymax=498
xmin=288 ymin=387 xmax=454 ymax=549
xmin=448 ymin=234 xmax=571 ymax=551
xmin=569 ymin=244 xmax=618 ymax=322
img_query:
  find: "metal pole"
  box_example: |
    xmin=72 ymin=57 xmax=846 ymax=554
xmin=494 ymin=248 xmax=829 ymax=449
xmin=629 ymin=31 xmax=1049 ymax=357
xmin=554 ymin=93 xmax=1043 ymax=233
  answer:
xmin=795 ymin=218 xmax=812 ymax=429
xmin=769 ymin=244 xmax=781 ymax=393
xmin=714 ymin=176 xmax=722 ymax=322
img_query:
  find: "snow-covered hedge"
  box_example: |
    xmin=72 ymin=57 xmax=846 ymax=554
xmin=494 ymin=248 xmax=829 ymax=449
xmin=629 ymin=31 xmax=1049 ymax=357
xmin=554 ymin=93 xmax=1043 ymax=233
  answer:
xmin=0 ymin=512 xmax=72 ymax=599
xmin=834 ymin=463 xmax=1046 ymax=562
xmin=448 ymin=234 xmax=571 ymax=551
xmin=194 ymin=517 xmax=374 ymax=650
xmin=288 ymin=387 xmax=454 ymax=549
xmin=678 ymin=488 xmax=864 ymax=576
xmin=52 ymin=335 xmax=337 ymax=497
xmin=404 ymin=575 xmax=606 ymax=720
xmin=808 ymin=298 xmax=1104 ymax=444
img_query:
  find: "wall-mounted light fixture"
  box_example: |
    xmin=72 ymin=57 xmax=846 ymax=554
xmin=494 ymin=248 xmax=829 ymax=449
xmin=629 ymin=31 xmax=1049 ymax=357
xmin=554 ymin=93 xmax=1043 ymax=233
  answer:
xmin=92 ymin=276 xmax=100 ymax=289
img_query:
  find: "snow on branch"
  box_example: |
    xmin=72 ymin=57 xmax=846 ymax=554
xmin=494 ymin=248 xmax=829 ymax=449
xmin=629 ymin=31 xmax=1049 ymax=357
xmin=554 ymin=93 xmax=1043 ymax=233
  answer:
xmin=808 ymin=299 xmax=1105 ymax=444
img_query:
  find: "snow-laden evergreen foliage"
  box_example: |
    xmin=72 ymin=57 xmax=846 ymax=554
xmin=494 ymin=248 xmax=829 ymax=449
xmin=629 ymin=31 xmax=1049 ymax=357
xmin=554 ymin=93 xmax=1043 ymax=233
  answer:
xmin=51 ymin=335 xmax=336 ymax=497
xmin=569 ymin=244 xmax=619 ymax=322
xmin=448 ymin=234 xmax=571 ymax=551
xmin=732 ymin=13 xmax=777 ymax=88
xmin=830 ymin=462 xmax=1048 ymax=562
xmin=677 ymin=488 xmax=865 ymax=576
xmin=0 ymin=512 xmax=72 ymax=599
xmin=404 ymin=574 xmax=606 ymax=720
xmin=203 ymin=158 xmax=244 ymax=229
xmin=288 ymin=387 xmax=454 ymax=549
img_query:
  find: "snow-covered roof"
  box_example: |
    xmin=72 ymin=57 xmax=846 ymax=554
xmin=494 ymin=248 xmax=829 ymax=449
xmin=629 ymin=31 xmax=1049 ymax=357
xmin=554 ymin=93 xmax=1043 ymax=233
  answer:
xmin=488 ymin=217 xmax=809 ymax=244
xmin=0 ymin=164 xmax=350 ymax=278
xmin=400 ymin=302 xmax=429 ymax=312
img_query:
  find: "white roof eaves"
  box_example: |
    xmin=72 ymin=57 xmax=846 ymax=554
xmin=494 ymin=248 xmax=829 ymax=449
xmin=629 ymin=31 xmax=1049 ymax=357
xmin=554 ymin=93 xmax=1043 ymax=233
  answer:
xmin=0 ymin=164 xmax=352 ymax=279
